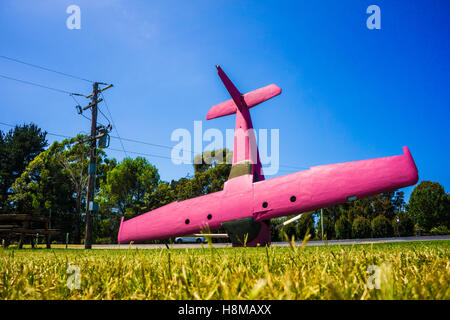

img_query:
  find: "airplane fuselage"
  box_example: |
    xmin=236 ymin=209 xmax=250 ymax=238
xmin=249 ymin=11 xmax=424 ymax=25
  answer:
xmin=118 ymin=146 xmax=418 ymax=244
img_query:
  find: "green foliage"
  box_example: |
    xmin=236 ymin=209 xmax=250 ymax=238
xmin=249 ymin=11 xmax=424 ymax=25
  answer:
xmin=335 ymin=216 xmax=352 ymax=239
xmin=429 ymin=226 xmax=450 ymax=236
xmin=295 ymin=212 xmax=316 ymax=240
xmin=193 ymin=148 xmax=232 ymax=174
xmin=9 ymin=142 xmax=74 ymax=215
xmin=276 ymin=219 xmax=297 ymax=242
xmin=352 ymin=216 xmax=372 ymax=239
xmin=407 ymin=181 xmax=450 ymax=232
xmin=173 ymin=149 xmax=232 ymax=201
xmin=393 ymin=212 xmax=415 ymax=237
xmin=8 ymin=136 xmax=108 ymax=243
xmin=275 ymin=212 xmax=315 ymax=241
xmin=371 ymin=215 xmax=394 ymax=238
xmin=317 ymin=215 xmax=335 ymax=240
xmin=98 ymin=157 xmax=160 ymax=219
xmin=150 ymin=182 xmax=176 ymax=210
xmin=0 ymin=124 xmax=47 ymax=213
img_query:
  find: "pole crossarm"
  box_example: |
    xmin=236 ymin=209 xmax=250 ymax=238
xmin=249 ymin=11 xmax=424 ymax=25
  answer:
xmin=82 ymin=98 xmax=103 ymax=110
xmin=76 ymin=132 xmax=108 ymax=144
xmin=85 ymin=84 xmax=113 ymax=98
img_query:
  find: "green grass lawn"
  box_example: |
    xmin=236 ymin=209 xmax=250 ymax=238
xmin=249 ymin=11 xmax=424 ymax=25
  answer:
xmin=0 ymin=240 xmax=448 ymax=300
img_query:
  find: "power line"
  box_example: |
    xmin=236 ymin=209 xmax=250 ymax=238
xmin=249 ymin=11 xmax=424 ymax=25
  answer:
xmin=108 ymin=148 xmax=178 ymax=161
xmin=0 ymin=121 xmax=71 ymax=139
xmin=99 ymin=91 xmax=128 ymax=157
xmin=105 ymin=148 xmax=307 ymax=171
xmin=97 ymin=107 xmax=111 ymax=128
xmin=0 ymin=56 xmax=306 ymax=169
xmin=0 ymin=55 xmax=94 ymax=83
xmin=0 ymin=122 xmax=184 ymax=163
xmin=71 ymin=94 xmax=111 ymax=128
xmin=107 ymin=135 xmax=307 ymax=169
xmin=0 ymin=121 xmax=308 ymax=170
xmin=109 ymin=135 xmax=183 ymax=152
xmin=0 ymin=73 xmax=85 ymax=96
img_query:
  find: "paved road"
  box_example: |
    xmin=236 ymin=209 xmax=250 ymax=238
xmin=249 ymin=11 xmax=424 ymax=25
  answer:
xmin=91 ymin=235 xmax=450 ymax=250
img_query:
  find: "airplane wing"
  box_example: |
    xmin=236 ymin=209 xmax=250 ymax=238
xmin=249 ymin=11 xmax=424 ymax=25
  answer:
xmin=253 ymin=146 xmax=419 ymax=221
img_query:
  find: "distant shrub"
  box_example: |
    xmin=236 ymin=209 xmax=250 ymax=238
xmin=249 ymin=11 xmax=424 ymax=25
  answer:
xmin=393 ymin=212 xmax=415 ymax=237
xmin=352 ymin=216 xmax=372 ymax=239
xmin=429 ymin=225 xmax=450 ymax=236
xmin=407 ymin=181 xmax=450 ymax=232
xmin=296 ymin=212 xmax=316 ymax=240
xmin=95 ymin=237 xmax=112 ymax=244
xmin=335 ymin=216 xmax=352 ymax=239
xmin=317 ymin=215 xmax=335 ymax=240
xmin=372 ymin=215 xmax=394 ymax=238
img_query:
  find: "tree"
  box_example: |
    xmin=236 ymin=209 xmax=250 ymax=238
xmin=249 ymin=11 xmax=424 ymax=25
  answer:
xmin=9 ymin=142 xmax=75 ymax=240
xmin=174 ymin=149 xmax=232 ymax=201
xmin=371 ymin=215 xmax=393 ymax=238
xmin=317 ymin=215 xmax=335 ymax=240
xmin=193 ymin=149 xmax=232 ymax=174
xmin=276 ymin=212 xmax=316 ymax=241
xmin=393 ymin=211 xmax=415 ymax=237
xmin=9 ymin=137 xmax=108 ymax=243
xmin=322 ymin=205 xmax=346 ymax=226
xmin=148 ymin=181 xmax=176 ymax=210
xmin=54 ymin=135 xmax=109 ymax=243
xmin=296 ymin=212 xmax=316 ymax=240
xmin=55 ymin=136 xmax=89 ymax=243
xmin=0 ymin=124 xmax=47 ymax=213
xmin=407 ymin=181 xmax=450 ymax=231
xmin=98 ymin=157 xmax=160 ymax=219
xmin=335 ymin=216 xmax=352 ymax=239
xmin=276 ymin=217 xmax=297 ymax=241
xmin=352 ymin=216 xmax=372 ymax=239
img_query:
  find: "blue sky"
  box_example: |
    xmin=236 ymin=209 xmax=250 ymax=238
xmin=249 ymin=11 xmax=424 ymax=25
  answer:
xmin=1 ymin=0 xmax=449 ymax=201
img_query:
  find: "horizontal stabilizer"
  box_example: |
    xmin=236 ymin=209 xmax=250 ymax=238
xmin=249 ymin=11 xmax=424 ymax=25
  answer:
xmin=206 ymin=84 xmax=281 ymax=120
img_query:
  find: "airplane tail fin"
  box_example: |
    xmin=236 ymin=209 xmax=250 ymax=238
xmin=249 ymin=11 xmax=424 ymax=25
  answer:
xmin=206 ymin=66 xmax=281 ymax=120
xmin=207 ymin=65 xmax=281 ymax=179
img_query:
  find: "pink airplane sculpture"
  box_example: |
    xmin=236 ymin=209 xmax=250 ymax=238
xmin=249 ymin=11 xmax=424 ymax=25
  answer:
xmin=118 ymin=66 xmax=419 ymax=247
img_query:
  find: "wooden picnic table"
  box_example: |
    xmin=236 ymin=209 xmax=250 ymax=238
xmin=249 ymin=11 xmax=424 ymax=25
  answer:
xmin=0 ymin=214 xmax=60 ymax=249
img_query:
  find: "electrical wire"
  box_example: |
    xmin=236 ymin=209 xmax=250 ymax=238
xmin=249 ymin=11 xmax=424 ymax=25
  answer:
xmin=70 ymin=94 xmax=98 ymax=124
xmin=99 ymin=91 xmax=128 ymax=157
xmin=108 ymin=148 xmax=177 ymax=161
xmin=97 ymin=107 xmax=111 ymax=128
xmin=0 ymin=121 xmax=308 ymax=170
xmin=0 ymin=56 xmax=306 ymax=170
xmin=0 ymin=121 xmax=71 ymax=139
xmin=109 ymin=135 xmax=187 ymax=152
xmin=0 ymin=73 xmax=85 ymax=96
xmin=0 ymin=55 xmax=94 ymax=83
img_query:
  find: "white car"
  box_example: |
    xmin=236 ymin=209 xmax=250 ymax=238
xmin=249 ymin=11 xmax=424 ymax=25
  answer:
xmin=174 ymin=236 xmax=206 ymax=244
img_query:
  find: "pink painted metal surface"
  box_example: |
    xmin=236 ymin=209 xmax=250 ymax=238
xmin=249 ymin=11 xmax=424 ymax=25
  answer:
xmin=117 ymin=66 xmax=419 ymax=245
xmin=206 ymin=84 xmax=281 ymax=120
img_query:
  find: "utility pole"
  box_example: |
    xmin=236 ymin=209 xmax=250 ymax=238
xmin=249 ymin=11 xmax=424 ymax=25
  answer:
xmin=79 ymin=82 xmax=113 ymax=249
xmin=84 ymin=82 xmax=99 ymax=249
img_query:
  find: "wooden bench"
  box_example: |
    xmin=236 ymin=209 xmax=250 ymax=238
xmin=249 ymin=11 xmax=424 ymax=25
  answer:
xmin=0 ymin=214 xmax=60 ymax=249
